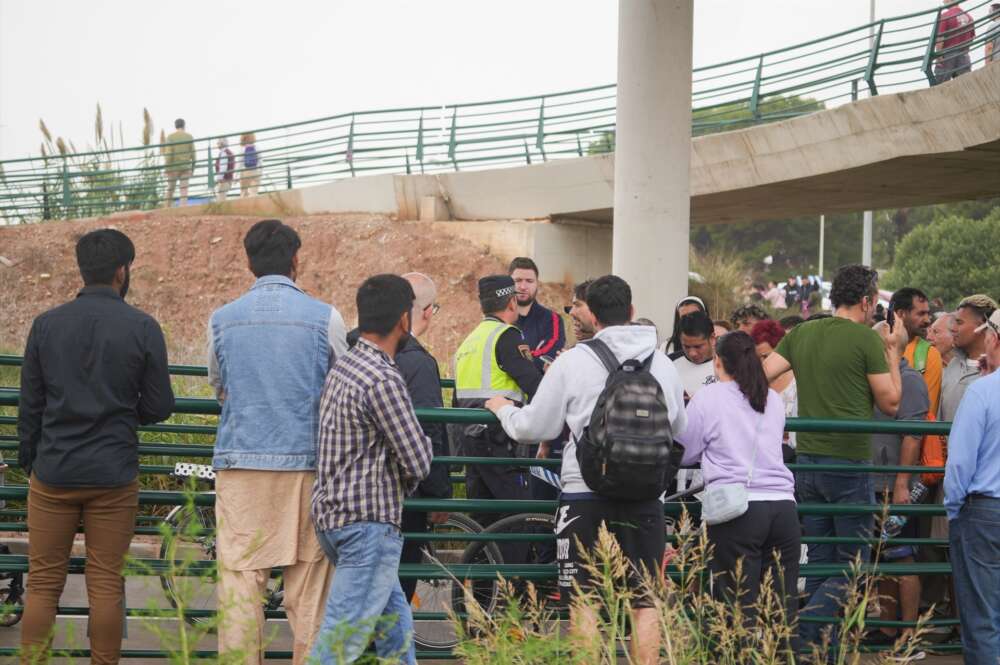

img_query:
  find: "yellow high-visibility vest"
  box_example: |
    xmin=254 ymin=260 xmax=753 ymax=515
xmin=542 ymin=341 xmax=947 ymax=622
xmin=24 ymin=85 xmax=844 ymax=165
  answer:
xmin=454 ymin=319 xmax=525 ymax=402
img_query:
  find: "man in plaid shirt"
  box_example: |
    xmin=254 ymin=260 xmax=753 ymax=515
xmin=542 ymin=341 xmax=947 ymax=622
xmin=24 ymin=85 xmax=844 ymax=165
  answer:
xmin=310 ymin=274 xmax=433 ymax=665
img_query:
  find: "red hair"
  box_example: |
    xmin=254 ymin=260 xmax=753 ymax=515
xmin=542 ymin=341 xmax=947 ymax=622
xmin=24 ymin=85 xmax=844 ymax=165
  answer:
xmin=750 ymin=319 xmax=785 ymax=348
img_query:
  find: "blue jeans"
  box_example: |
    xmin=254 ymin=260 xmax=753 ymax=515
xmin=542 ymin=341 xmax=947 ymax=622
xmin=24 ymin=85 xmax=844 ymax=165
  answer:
xmin=309 ymin=521 xmax=415 ymax=665
xmin=795 ymin=454 xmax=874 ymax=648
xmin=949 ymin=496 xmax=1000 ymax=665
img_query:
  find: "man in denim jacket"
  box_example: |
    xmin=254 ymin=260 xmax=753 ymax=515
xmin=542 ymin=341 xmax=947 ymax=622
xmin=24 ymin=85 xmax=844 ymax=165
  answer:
xmin=208 ymin=219 xmax=348 ymax=664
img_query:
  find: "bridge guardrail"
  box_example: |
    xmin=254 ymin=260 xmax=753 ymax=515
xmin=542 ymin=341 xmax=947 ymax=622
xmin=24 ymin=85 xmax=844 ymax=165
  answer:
xmin=1 ymin=1 xmax=997 ymax=223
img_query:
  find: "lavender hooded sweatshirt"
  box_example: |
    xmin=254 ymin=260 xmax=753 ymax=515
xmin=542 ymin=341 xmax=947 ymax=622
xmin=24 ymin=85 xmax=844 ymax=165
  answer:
xmin=677 ymin=381 xmax=795 ymax=502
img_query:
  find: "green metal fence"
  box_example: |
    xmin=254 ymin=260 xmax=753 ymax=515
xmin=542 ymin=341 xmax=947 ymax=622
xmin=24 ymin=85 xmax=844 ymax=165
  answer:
xmin=1 ymin=0 xmax=998 ymax=223
xmin=0 ymin=355 xmax=966 ymax=659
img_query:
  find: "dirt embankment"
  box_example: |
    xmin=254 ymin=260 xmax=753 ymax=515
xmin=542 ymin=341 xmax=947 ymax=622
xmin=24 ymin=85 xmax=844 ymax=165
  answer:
xmin=0 ymin=213 xmax=571 ymax=366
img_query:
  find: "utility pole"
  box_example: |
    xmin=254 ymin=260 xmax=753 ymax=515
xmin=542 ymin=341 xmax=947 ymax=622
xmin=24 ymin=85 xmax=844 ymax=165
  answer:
xmin=819 ymin=214 xmax=826 ymax=279
xmin=862 ymin=0 xmax=875 ymax=266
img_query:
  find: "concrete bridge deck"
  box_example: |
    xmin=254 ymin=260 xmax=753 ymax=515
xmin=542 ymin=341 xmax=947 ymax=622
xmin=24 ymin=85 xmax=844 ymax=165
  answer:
xmin=171 ymin=62 xmax=1000 ymax=228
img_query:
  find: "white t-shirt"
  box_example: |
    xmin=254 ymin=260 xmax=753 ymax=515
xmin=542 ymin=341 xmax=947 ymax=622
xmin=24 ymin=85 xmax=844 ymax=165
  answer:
xmin=672 ymin=355 xmax=717 ymax=399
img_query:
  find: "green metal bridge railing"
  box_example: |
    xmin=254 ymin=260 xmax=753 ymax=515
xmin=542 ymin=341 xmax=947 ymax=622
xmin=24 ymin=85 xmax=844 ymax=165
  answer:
xmin=0 ymin=352 xmax=967 ymax=658
xmin=1 ymin=0 xmax=998 ymax=223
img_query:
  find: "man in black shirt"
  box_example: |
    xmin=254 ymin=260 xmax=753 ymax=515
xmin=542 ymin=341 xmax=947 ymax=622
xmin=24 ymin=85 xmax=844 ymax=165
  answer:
xmin=18 ymin=229 xmax=174 ymax=664
xmin=396 ymin=273 xmax=452 ymax=603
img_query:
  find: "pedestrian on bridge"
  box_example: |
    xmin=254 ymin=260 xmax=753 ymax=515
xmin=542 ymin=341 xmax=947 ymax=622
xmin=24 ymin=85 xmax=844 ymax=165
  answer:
xmin=163 ymin=118 xmax=196 ymax=206
xmin=934 ymin=0 xmax=975 ymax=84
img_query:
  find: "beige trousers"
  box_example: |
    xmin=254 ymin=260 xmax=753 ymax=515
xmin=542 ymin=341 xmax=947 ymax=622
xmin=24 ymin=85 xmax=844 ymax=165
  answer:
xmin=165 ymin=170 xmax=191 ymax=206
xmin=215 ymin=470 xmax=332 ymax=665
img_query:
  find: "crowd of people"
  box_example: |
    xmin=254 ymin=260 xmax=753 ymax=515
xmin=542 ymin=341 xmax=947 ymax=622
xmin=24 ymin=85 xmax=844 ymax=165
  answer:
xmin=162 ymin=118 xmax=261 ymax=206
xmin=13 ymin=219 xmax=1000 ymax=664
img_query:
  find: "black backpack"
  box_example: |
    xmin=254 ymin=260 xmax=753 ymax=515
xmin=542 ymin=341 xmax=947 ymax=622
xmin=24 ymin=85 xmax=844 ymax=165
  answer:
xmin=576 ymin=338 xmax=679 ymax=501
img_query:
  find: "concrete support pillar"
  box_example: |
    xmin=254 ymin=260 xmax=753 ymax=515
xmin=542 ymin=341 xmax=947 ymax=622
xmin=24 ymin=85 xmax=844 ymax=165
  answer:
xmin=612 ymin=0 xmax=694 ymax=341
xmin=862 ymin=210 xmax=874 ymax=266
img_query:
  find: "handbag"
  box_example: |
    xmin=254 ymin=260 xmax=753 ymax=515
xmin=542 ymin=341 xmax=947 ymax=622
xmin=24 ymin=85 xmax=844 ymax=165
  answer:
xmin=701 ymin=413 xmax=763 ymax=526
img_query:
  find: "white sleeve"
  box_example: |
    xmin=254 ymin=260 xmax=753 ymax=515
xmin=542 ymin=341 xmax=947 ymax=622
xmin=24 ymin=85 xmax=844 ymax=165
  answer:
xmin=496 ymin=355 xmax=570 ymax=444
xmin=328 ymin=306 xmax=349 ymax=366
xmin=653 ymin=353 xmax=688 ymax=437
xmin=206 ymin=319 xmax=223 ymax=401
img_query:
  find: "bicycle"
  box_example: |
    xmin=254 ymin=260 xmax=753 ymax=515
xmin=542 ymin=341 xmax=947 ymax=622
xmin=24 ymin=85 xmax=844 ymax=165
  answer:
xmin=162 ymin=462 xmax=487 ymax=648
xmin=158 ymin=463 xmax=283 ymax=629
xmin=0 ymin=543 xmax=24 ymax=628
xmin=0 ymin=463 xmax=23 ymax=628
xmin=409 ymin=512 xmax=490 ymax=651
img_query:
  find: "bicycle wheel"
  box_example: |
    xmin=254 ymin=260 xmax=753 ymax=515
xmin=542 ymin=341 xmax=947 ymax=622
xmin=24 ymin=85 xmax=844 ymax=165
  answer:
xmin=159 ymin=502 xmax=218 ymax=627
xmin=0 ymin=544 xmax=23 ymax=628
xmin=411 ymin=513 xmax=486 ymax=651
xmin=159 ymin=503 xmax=284 ymax=630
xmin=454 ymin=513 xmax=556 ymax=624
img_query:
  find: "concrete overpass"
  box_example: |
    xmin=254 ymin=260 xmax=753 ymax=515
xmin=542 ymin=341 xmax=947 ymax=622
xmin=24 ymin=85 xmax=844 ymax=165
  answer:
xmin=162 ymin=61 xmax=1000 ymax=283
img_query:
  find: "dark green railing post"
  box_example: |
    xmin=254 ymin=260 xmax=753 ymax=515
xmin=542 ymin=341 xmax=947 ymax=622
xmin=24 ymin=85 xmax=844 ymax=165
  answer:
xmin=286 ymin=165 xmax=292 ymax=190
xmin=535 ymin=98 xmax=547 ymax=161
xmin=415 ymin=111 xmax=424 ymax=174
xmin=447 ymin=107 xmax=459 ymax=171
xmin=61 ymin=159 xmax=71 ymax=219
xmin=206 ymin=144 xmax=215 ymax=189
xmin=347 ymin=114 xmax=356 ymax=176
xmin=923 ymin=7 xmax=943 ymax=85
xmin=575 ymin=133 xmax=584 ymax=157
xmin=865 ymin=20 xmax=885 ymax=96
xmin=852 ymin=79 xmax=859 ymax=101
xmin=405 ymin=150 xmax=411 ymax=175
xmin=42 ymin=181 xmax=51 ymax=220
xmin=523 ymin=140 xmax=532 ymax=165
xmin=750 ymin=55 xmax=765 ymax=119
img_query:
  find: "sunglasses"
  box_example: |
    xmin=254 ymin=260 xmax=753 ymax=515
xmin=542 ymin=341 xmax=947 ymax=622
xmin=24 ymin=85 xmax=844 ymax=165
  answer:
xmin=424 ymin=303 xmax=440 ymax=316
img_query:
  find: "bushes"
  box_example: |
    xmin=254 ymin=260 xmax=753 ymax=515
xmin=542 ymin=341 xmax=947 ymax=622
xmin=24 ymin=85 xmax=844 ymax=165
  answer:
xmin=886 ymin=210 xmax=1000 ymax=307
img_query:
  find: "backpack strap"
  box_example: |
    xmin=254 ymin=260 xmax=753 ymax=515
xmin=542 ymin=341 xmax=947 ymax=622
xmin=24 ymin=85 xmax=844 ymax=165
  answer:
xmin=580 ymin=338 xmax=620 ymax=374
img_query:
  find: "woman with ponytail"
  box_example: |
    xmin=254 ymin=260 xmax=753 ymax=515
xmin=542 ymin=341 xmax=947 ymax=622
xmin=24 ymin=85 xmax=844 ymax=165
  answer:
xmin=676 ymin=331 xmax=799 ymax=631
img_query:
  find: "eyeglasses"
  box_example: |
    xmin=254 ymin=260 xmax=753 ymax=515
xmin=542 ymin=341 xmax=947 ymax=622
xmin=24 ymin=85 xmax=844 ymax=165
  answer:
xmin=424 ymin=303 xmax=440 ymax=316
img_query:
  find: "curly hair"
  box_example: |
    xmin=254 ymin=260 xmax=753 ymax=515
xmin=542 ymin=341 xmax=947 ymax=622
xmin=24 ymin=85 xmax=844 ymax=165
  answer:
xmin=830 ymin=264 xmax=878 ymax=309
xmin=750 ymin=319 xmax=786 ymax=348
xmin=730 ymin=304 xmax=769 ymax=329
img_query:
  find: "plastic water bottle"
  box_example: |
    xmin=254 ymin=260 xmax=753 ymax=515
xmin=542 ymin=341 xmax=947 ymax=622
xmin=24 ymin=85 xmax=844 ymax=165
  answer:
xmin=880 ymin=481 xmax=929 ymax=542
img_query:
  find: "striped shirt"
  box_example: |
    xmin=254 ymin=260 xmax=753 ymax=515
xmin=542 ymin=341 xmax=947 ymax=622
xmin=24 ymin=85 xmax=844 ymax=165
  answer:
xmin=312 ymin=337 xmax=432 ymax=531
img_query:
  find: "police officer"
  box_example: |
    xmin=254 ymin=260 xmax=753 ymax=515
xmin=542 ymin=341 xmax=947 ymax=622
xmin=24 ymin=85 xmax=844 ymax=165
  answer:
xmin=454 ymin=275 xmax=542 ymax=535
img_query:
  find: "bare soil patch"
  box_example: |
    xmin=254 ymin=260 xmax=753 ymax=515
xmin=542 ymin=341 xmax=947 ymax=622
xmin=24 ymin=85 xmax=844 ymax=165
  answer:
xmin=0 ymin=213 xmax=571 ymax=365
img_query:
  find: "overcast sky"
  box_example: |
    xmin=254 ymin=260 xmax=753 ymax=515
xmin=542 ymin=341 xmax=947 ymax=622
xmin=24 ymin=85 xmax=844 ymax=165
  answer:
xmin=0 ymin=0 xmax=940 ymax=161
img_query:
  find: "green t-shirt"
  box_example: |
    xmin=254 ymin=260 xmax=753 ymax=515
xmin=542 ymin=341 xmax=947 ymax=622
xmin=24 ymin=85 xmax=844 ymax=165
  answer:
xmin=164 ymin=130 xmax=196 ymax=172
xmin=775 ymin=317 xmax=889 ymax=459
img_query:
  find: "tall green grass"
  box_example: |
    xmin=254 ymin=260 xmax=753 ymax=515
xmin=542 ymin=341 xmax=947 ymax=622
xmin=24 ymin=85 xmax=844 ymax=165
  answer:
xmin=5 ymin=106 xmax=166 ymax=224
xmin=454 ymin=515 xmax=933 ymax=665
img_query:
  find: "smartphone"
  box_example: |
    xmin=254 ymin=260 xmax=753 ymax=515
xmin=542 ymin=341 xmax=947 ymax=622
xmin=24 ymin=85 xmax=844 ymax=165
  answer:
xmin=887 ymin=302 xmax=896 ymax=332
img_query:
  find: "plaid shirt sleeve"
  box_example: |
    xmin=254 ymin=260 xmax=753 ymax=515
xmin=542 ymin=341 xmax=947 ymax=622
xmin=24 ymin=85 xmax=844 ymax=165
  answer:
xmin=369 ymin=373 xmax=433 ymax=486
